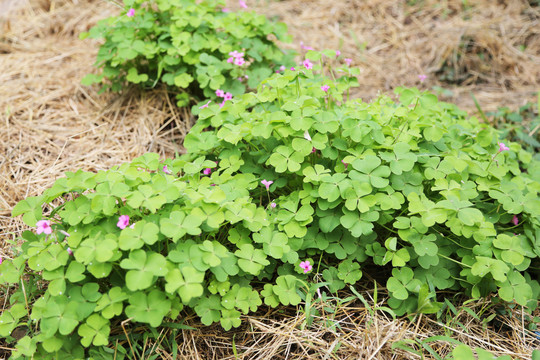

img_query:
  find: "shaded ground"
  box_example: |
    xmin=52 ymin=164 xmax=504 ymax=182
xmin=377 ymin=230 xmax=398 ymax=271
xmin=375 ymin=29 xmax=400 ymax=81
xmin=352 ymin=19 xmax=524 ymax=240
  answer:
xmin=0 ymin=0 xmax=539 ymax=358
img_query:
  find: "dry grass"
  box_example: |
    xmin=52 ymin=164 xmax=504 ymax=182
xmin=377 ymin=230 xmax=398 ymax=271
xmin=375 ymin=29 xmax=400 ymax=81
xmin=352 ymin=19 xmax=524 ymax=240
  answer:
xmin=250 ymin=0 xmax=539 ymax=111
xmin=0 ymin=0 xmax=539 ymax=358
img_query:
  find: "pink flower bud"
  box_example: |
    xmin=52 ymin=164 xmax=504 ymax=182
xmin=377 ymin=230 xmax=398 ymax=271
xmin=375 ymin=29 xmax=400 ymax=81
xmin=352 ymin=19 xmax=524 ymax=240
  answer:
xmin=261 ymin=179 xmax=273 ymax=191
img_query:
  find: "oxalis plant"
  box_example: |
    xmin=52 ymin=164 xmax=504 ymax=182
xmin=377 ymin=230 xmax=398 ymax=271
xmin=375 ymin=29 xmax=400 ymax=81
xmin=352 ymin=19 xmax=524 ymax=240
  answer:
xmin=2 ymin=50 xmax=540 ymax=358
xmin=81 ymin=0 xmax=294 ymax=106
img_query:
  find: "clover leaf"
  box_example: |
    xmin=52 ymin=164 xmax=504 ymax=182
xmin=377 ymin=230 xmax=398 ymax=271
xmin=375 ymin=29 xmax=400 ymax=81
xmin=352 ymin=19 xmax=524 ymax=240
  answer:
xmin=322 ymin=267 xmax=346 ymax=293
xmin=194 ymin=295 xmax=223 ymax=326
xmin=471 ymin=256 xmax=509 ymax=282
xmin=337 ymin=260 xmax=362 ymax=284
xmin=380 ymin=142 xmax=417 ymax=175
xmin=164 ymin=266 xmax=205 ymax=303
xmin=221 ymin=284 xmax=262 ymax=314
xmin=273 ymin=275 xmax=302 ymax=306
xmin=0 ymin=303 xmax=26 ymax=337
xmin=410 ymin=234 xmax=438 ymax=257
xmin=119 ymin=221 xmax=159 ymax=250
xmin=493 ymin=234 xmax=526 ymax=266
xmin=497 ymin=271 xmax=532 ymax=306
xmin=160 ymin=210 xmax=203 ymax=242
xmin=387 ymin=268 xmax=422 ymax=300
xmin=40 ymin=295 xmax=79 ymax=337
xmin=220 ymin=309 xmax=242 ymax=331
xmin=267 ymin=146 xmax=304 ymax=173
xmin=78 ymin=314 xmax=110 ymax=347
xmin=119 ymin=250 xmax=168 ymax=291
xmin=340 ymin=209 xmax=379 ymax=237
xmin=94 ymin=287 xmax=128 ymax=319
xmin=261 ymin=283 xmax=281 ymax=307
xmin=125 ymin=290 xmax=171 ymax=327
xmin=350 ymin=155 xmax=391 ymax=188
xmin=235 ymin=244 xmax=270 ymax=275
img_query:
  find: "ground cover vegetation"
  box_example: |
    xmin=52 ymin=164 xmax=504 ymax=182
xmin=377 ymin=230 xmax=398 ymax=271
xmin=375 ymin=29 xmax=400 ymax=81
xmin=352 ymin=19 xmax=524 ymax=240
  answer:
xmin=1 ymin=0 xmax=539 ymax=359
xmin=81 ymin=0 xmax=295 ymax=106
xmin=2 ymin=44 xmax=540 ymax=357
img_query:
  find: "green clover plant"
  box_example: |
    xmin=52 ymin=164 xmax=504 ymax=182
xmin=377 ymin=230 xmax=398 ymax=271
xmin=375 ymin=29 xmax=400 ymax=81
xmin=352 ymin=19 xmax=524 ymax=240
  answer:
xmin=2 ymin=51 xmax=539 ymax=357
xmin=81 ymin=0 xmax=294 ymax=105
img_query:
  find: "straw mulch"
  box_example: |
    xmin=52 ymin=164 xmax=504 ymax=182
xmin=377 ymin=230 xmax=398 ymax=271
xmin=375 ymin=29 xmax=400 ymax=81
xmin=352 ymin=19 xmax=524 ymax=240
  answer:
xmin=0 ymin=0 xmax=539 ymax=359
xmin=252 ymin=0 xmax=539 ymax=112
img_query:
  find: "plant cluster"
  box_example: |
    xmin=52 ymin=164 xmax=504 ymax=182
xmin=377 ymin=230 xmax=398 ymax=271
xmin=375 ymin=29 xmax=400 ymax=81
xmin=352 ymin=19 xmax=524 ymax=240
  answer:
xmin=81 ymin=0 xmax=294 ymax=105
xmin=2 ymin=49 xmax=539 ymax=357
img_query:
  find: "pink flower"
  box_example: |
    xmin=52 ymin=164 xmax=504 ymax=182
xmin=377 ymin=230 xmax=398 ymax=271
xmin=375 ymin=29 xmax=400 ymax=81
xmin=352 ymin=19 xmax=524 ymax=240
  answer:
xmin=271 ymin=202 xmax=276 ymax=208
xmin=498 ymin=142 xmax=510 ymax=152
xmin=279 ymin=65 xmax=286 ymax=72
xmin=336 ymin=50 xmax=341 ymax=56
xmin=290 ymin=67 xmax=295 ymax=71
xmin=0 ymin=257 xmax=2 ymax=265
xmin=344 ymin=58 xmax=352 ymax=66
xmin=321 ymin=85 xmax=330 ymax=92
xmin=219 ymin=100 xmax=226 ymax=108
xmin=300 ymin=42 xmax=314 ymax=51
xmin=199 ymin=100 xmax=211 ymax=109
xmin=418 ymin=74 xmax=427 ymax=82
xmin=341 ymin=160 xmax=348 ymax=169
xmin=261 ymin=179 xmax=273 ymax=191
xmin=203 ymin=168 xmax=212 ymax=175
xmin=67 ymin=247 xmax=73 ymax=256
xmin=224 ymin=92 xmax=233 ymax=101
xmin=36 ymin=220 xmax=52 ymax=235
xmin=127 ymin=8 xmax=135 ymax=17
xmin=311 ymin=147 xmax=317 ymax=153
xmin=229 ymin=51 xmax=244 ymax=58
xmin=234 ymin=57 xmax=245 ymax=66
xmin=239 ymin=0 xmax=248 ymax=8
xmin=299 ymin=260 xmax=313 ymax=274
xmin=117 ymin=215 xmax=130 ymax=230
xmin=512 ymin=215 xmax=519 ymax=226
xmin=130 ymin=223 xmax=135 ymax=229
xmin=302 ymin=59 xmax=313 ymax=70
xmin=163 ymin=165 xmax=172 ymax=175
xmin=216 ymin=89 xmax=225 ymax=97
xmin=222 ymin=7 xmax=230 ymax=12
xmin=227 ymin=57 xmax=234 ymax=63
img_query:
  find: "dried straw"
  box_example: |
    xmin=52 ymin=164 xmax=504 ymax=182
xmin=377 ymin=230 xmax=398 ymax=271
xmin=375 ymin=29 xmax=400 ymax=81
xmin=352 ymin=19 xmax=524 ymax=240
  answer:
xmin=249 ymin=0 xmax=539 ymax=111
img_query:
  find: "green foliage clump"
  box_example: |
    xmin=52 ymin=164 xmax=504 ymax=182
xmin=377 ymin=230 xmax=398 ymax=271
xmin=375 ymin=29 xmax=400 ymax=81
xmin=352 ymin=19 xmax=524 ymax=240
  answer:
xmin=81 ymin=0 xmax=294 ymax=104
xmin=2 ymin=51 xmax=540 ymax=357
